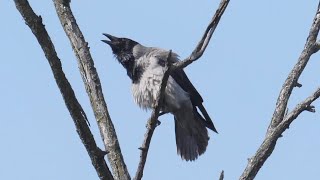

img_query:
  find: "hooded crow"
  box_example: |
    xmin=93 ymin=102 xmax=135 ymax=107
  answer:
xmin=102 ymin=33 xmax=217 ymax=161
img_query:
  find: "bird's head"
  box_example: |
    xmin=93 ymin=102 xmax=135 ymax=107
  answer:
xmin=102 ymin=33 xmax=138 ymax=64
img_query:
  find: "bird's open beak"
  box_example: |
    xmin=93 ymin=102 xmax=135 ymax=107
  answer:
xmin=101 ymin=33 xmax=119 ymax=46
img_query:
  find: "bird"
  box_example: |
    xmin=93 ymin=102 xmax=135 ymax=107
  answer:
xmin=102 ymin=33 xmax=217 ymax=161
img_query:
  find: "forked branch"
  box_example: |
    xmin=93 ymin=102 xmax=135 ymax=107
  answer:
xmin=240 ymin=2 xmax=320 ymax=179
xmin=267 ymin=1 xmax=320 ymax=133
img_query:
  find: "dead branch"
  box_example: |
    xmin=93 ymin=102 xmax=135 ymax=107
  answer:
xmin=278 ymin=88 xmax=320 ymax=131
xmin=52 ymin=0 xmax=130 ymax=179
xmin=240 ymin=2 xmax=320 ymax=180
xmin=267 ymin=2 xmax=320 ymax=133
xmin=219 ymin=170 xmax=225 ymax=180
xmin=173 ymin=0 xmax=230 ymax=70
xmin=14 ymin=0 xmax=113 ymax=179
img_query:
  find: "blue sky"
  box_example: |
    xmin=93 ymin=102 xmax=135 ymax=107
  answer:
xmin=1 ymin=1 xmax=320 ymax=180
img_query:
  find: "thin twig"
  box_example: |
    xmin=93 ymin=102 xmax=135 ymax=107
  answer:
xmin=278 ymin=88 xmax=320 ymax=130
xmin=14 ymin=0 xmax=113 ymax=179
xmin=134 ymin=0 xmax=230 ymax=179
xmin=240 ymin=2 xmax=320 ymax=180
xmin=219 ymin=170 xmax=224 ymax=180
xmin=53 ymin=0 xmax=130 ymax=179
xmin=172 ymin=0 xmax=230 ymax=70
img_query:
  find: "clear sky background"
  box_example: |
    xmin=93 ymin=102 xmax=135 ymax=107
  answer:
xmin=1 ymin=1 xmax=320 ymax=180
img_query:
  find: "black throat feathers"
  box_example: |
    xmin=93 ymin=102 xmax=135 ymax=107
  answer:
xmin=121 ymin=58 xmax=143 ymax=84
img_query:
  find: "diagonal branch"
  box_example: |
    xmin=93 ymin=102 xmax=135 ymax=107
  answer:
xmin=267 ymin=1 xmax=320 ymax=133
xmin=240 ymin=2 xmax=320 ymax=180
xmin=173 ymin=0 xmax=230 ymax=70
xmin=14 ymin=0 xmax=113 ymax=179
xmin=240 ymin=88 xmax=320 ymax=180
xmin=219 ymin=170 xmax=225 ymax=180
xmin=134 ymin=0 xmax=230 ymax=179
xmin=277 ymin=88 xmax=320 ymax=132
xmin=53 ymin=0 xmax=130 ymax=179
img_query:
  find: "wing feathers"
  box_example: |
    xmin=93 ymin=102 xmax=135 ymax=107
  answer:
xmin=171 ymin=68 xmax=217 ymax=133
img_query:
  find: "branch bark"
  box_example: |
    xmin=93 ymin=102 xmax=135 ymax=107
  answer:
xmin=173 ymin=0 xmax=230 ymax=70
xmin=267 ymin=1 xmax=320 ymax=133
xmin=134 ymin=0 xmax=230 ymax=179
xmin=52 ymin=1 xmax=130 ymax=179
xmin=14 ymin=0 xmax=113 ymax=179
xmin=240 ymin=2 xmax=320 ymax=180
xmin=219 ymin=170 xmax=225 ymax=180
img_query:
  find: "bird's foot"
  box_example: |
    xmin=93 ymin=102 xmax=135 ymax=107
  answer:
xmin=156 ymin=120 xmax=161 ymax=126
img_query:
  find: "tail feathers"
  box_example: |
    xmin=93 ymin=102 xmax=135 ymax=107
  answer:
xmin=174 ymin=111 xmax=209 ymax=161
xmin=197 ymin=104 xmax=218 ymax=133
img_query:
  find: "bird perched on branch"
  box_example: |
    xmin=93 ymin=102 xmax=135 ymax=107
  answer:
xmin=102 ymin=33 xmax=217 ymax=161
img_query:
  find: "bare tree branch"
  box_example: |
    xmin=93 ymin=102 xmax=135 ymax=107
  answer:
xmin=267 ymin=2 xmax=320 ymax=133
xmin=240 ymin=2 xmax=320 ymax=180
xmin=14 ymin=0 xmax=113 ymax=179
xmin=134 ymin=0 xmax=230 ymax=179
xmin=314 ymin=41 xmax=320 ymax=53
xmin=240 ymin=88 xmax=320 ymax=180
xmin=52 ymin=0 xmax=130 ymax=179
xmin=173 ymin=0 xmax=230 ymax=70
xmin=278 ymin=88 xmax=320 ymax=131
xmin=219 ymin=170 xmax=224 ymax=180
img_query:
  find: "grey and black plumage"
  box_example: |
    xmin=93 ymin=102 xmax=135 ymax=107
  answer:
xmin=102 ymin=33 xmax=217 ymax=161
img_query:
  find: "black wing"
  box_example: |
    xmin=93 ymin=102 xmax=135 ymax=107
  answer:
xmin=171 ymin=68 xmax=218 ymax=133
